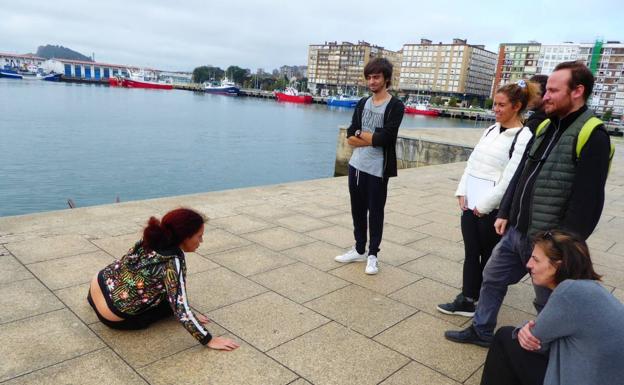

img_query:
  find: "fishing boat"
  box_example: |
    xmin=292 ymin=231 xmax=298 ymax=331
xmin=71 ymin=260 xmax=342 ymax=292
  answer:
xmin=0 ymin=65 xmax=61 ymax=81
xmin=404 ymin=103 xmax=440 ymax=117
xmin=203 ymin=78 xmax=240 ymax=95
xmin=108 ymin=69 xmax=173 ymax=90
xmin=275 ymin=87 xmax=313 ymax=104
xmin=326 ymin=95 xmax=360 ymax=108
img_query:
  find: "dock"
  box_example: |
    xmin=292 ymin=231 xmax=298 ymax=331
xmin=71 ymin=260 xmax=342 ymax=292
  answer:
xmin=1 ymin=136 xmax=623 ymax=384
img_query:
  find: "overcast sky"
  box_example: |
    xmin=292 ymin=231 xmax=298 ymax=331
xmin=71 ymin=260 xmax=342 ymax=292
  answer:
xmin=1 ymin=0 xmax=622 ymax=72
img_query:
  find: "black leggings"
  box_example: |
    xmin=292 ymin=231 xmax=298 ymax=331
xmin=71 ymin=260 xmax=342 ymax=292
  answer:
xmin=461 ymin=209 xmax=500 ymax=300
xmin=481 ymin=327 xmax=548 ymax=385
xmin=87 ymin=290 xmax=173 ymax=330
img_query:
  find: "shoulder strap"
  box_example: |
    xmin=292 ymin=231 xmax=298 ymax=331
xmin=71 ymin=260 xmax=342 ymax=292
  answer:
xmin=535 ymin=118 xmax=551 ymax=137
xmin=509 ymin=129 xmax=523 ymax=159
xmin=576 ymin=116 xmax=615 ymax=173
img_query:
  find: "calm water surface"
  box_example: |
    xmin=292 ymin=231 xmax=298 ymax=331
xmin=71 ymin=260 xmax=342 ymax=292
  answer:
xmin=0 ymin=80 xmax=474 ymax=216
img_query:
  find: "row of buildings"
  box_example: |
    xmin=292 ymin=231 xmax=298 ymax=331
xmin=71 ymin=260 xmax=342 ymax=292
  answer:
xmin=307 ymin=39 xmax=624 ymax=118
xmin=0 ymin=53 xmax=192 ymax=84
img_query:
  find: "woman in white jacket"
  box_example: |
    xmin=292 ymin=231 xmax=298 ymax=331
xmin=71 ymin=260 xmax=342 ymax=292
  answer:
xmin=437 ymin=80 xmax=539 ymax=317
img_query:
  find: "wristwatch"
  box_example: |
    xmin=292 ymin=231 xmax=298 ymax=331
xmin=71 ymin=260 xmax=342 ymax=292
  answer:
xmin=355 ymin=130 xmax=362 ymax=138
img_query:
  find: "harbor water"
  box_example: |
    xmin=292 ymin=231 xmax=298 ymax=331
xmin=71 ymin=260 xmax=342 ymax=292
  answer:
xmin=0 ymin=80 xmax=475 ymax=216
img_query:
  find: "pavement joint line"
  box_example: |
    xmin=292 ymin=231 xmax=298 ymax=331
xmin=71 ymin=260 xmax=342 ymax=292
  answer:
xmin=0 ymin=347 xmax=108 ymax=384
xmin=9 ymin=253 xmax=152 ymax=385
xmin=0 ymin=304 xmax=67 ymax=326
xmin=373 ymin=358 xmax=413 ymax=385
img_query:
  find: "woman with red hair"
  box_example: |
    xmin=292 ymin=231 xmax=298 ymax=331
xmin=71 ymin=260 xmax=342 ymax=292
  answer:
xmin=87 ymin=208 xmax=239 ymax=351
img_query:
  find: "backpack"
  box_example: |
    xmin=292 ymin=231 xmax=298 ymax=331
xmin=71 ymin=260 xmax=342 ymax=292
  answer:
xmin=535 ymin=117 xmax=615 ymax=172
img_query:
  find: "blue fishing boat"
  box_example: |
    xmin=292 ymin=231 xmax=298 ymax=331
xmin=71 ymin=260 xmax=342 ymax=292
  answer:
xmin=203 ymin=78 xmax=240 ymax=96
xmin=326 ymin=95 xmax=360 ymax=108
xmin=0 ymin=67 xmax=22 ymax=79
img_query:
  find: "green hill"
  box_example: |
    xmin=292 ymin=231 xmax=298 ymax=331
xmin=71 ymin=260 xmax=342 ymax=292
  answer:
xmin=35 ymin=45 xmax=93 ymax=62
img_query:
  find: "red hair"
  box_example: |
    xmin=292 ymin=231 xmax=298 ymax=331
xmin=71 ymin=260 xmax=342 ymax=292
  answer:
xmin=143 ymin=208 xmax=205 ymax=251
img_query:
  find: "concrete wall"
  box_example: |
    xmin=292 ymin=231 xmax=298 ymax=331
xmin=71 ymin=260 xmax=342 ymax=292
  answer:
xmin=334 ymin=126 xmax=473 ymax=176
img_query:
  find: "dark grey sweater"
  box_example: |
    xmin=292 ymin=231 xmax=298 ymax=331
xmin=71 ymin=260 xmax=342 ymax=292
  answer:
xmin=531 ymin=280 xmax=624 ymax=385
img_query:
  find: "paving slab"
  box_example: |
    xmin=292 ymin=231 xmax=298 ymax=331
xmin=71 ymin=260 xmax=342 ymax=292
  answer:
xmin=385 ymin=211 xmax=432 ymax=229
xmin=90 ymin=232 xmax=142 ymax=257
xmin=305 ymin=284 xmax=416 ymax=337
xmin=407 ymin=236 xmax=465 ymax=262
xmin=374 ymin=312 xmax=487 ymax=383
xmin=382 ymin=224 xmax=429 ymax=245
xmin=281 ymin=241 xmax=348 ymax=271
xmin=206 ymin=244 xmax=296 ymax=277
xmin=305 ymin=224 xmax=355 ymax=249
xmin=27 ymin=250 xmax=114 ymax=290
xmin=379 ymin=361 xmax=461 ymax=385
xmin=2 ymin=348 xmax=148 ymax=385
xmin=275 ymin=214 xmax=333 ymax=232
xmin=241 ymin=226 xmax=316 ymax=251
xmin=250 ymin=262 xmax=349 ymax=303
xmin=91 ymin=318 xmax=226 ymax=368
xmin=194 ymin=228 xmax=251 ymax=256
xmin=6 ymin=234 xmax=99 ymax=264
xmin=401 ymin=254 xmax=463 ymax=289
xmin=186 ymin=267 xmax=267 ymax=313
xmin=378 ymin=240 xmax=428 ymax=266
xmin=0 ymin=309 xmax=104 ymax=382
xmin=389 ymin=278 xmax=471 ymax=327
xmin=140 ymin=340 xmax=297 ymax=385
xmin=330 ymin=261 xmax=422 ymax=295
xmin=0 ymin=252 xmax=33 ymax=284
xmin=55 ymin=282 xmax=99 ymax=324
xmin=268 ymin=322 xmax=409 ymax=385
xmin=210 ymin=291 xmax=329 ymax=351
xmin=0 ymin=278 xmax=64 ymax=324
xmin=210 ymin=214 xmax=275 ymax=234
xmin=414 ymin=222 xmax=464 ymax=242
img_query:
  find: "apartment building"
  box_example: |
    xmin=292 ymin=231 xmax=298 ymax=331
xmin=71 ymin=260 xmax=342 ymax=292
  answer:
xmin=493 ymin=42 xmax=542 ymax=95
xmin=578 ymin=41 xmax=624 ymax=117
xmin=307 ymin=41 xmax=400 ymax=95
xmin=399 ymin=38 xmax=497 ymax=101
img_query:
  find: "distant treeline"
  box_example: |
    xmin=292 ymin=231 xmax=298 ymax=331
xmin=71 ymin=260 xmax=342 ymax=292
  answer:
xmin=35 ymin=45 xmax=93 ymax=62
xmin=192 ymin=65 xmax=307 ymax=91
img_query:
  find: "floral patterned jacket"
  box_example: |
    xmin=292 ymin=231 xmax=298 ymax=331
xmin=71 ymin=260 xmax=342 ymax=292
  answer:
xmin=100 ymin=241 xmax=212 ymax=344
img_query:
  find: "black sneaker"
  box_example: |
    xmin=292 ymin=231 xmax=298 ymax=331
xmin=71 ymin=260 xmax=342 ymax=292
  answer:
xmin=444 ymin=325 xmax=491 ymax=348
xmin=436 ymin=294 xmax=476 ymax=317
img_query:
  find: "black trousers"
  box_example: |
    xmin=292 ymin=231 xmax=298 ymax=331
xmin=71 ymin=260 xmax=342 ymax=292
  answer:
xmin=348 ymin=165 xmax=389 ymax=256
xmin=481 ymin=327 xmax=548 ymax=385
xmin=461 ymin=209 xmax=501 ymax=300
xmin=87 ymin=291 xmax=173 ymax=330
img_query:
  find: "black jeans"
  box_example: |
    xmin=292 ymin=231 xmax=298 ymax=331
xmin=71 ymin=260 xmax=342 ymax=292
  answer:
xmin=461 ymin=209 xmax=501 ymax=300
xmin=87 ymin=291 xmax=173 ymax=330
xmin=348 ymin=165 xmax=389 ymax=256
xmin=481 ymin=327 xmax=548 ymax=385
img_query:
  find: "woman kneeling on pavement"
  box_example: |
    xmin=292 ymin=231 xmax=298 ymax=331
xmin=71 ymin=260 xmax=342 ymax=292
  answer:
xmin=87 ymin=208 xmax=240 ymax=351
xmin=437 ymin=80 xmax=536 ymax=317
xmin=481 ymin=230 xmax=624 ymax=385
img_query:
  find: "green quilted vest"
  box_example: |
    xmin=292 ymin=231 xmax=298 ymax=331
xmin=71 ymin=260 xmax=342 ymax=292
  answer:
xmin=526 ymin=109 xmax=599 ymax=235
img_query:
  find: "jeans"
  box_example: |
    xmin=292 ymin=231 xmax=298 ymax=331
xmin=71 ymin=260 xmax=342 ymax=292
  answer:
xmin=472 ymin=226 xmax=551 ymax=338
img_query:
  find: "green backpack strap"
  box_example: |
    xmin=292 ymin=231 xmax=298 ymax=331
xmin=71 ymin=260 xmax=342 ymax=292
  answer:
xmin=535 ymin=118 xmax=551 ymax=137
xmin=577 ymin=116 xmax=615 ymax=173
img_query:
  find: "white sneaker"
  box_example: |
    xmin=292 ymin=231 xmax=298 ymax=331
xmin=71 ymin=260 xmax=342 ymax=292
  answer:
xmin=334 ymin=247 xmax=367 ymax=263
xmin=365 ymin=255 xmax=378 ymax=275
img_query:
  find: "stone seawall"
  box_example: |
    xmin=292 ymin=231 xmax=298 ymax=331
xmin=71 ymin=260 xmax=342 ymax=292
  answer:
xmin=334 ymin=126 xmax=476 ymax=176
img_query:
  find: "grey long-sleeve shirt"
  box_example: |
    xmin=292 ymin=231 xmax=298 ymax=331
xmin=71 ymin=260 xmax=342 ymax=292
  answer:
xmin=529 ymin=280 xmax=624 ymax=385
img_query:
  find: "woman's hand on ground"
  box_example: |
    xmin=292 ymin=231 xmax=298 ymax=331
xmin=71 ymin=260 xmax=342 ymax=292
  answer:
xmin=494 ymin=218 xmax=508 ymax=235
xmin=197 ymin=313 xmax=211 ymax=325
xmin=458 ymin=196 xmax=467 ymax=211
xmin=518 ymin=320 xmax=541 ymax=351
xmin=207 ymin=336 xmax=240 ymax=351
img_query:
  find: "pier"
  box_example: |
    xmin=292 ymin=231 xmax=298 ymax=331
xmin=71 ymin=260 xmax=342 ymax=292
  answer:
xmin=1 ymin=134 xmax=622 ymax=385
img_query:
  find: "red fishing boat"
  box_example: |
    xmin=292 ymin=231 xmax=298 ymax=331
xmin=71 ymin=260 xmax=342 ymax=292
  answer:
xmin=108 ymin=69 xmax=173 ymax=90
xmin=275 ymin=87 xmax=313 ymax=104
xmin=404 ymin=103 xmax=440 ymax=116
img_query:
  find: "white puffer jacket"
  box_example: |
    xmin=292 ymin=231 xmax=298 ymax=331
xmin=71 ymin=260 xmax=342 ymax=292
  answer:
xmin=455 ymin=123 xmax=533 ymax=214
